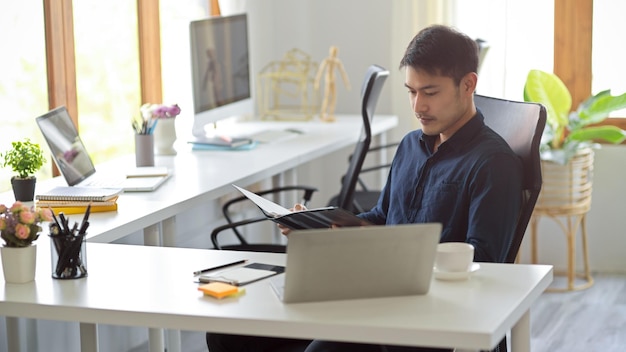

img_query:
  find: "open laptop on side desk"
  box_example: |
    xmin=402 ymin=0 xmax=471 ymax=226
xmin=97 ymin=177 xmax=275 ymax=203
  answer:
xmin=36 ymin=106 xmax=170 ymax=192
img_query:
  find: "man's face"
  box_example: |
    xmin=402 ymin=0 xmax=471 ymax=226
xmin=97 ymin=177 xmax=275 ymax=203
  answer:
xmin=404 ymin=66 xmax=475 ymax=141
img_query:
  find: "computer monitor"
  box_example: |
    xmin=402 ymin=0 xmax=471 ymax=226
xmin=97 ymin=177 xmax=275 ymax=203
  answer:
xmin=189 ymin=13 xmax=252 ymax=137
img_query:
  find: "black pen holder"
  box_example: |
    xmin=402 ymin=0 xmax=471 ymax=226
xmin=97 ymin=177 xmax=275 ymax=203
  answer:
xmin=49 ymin=234 xmax=88 ymax=279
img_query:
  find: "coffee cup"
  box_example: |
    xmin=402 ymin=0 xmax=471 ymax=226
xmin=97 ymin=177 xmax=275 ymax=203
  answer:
xmin=435 ymin=242 xmax=474 ymax=272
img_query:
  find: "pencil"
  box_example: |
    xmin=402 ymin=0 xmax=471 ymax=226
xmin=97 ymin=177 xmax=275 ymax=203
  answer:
xmin=193 ymin=259 xmax=248 ymax=276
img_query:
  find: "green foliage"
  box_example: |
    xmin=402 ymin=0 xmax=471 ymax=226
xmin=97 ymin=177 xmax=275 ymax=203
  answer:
xmin=524 ymin=69 xmax=626 ymax=164
xmin=1 ymin=139 xmax=46 ymax=179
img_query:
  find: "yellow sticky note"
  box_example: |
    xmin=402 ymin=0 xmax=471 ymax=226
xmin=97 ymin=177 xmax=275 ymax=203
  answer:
xmin=198 ymin=282 xmax=242 ymax=299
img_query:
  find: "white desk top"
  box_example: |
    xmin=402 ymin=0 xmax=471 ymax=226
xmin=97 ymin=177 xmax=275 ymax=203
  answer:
xmin=0 ymin=240 xmax=553 ymax=350
xmin=0 ymin=115 xmax=398 ymax=243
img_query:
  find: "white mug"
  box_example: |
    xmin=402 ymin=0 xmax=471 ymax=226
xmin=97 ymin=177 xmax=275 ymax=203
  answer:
xmin=435 ymin=242 xmax=474 ymax=272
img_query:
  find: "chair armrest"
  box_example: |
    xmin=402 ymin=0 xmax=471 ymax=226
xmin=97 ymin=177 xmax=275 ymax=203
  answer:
xmin=210 ymin=216 xmax=270 ymax=249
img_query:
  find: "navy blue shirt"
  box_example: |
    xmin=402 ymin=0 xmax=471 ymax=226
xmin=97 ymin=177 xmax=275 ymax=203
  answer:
xmin=358 ymin=110 xmax=522 ymax=263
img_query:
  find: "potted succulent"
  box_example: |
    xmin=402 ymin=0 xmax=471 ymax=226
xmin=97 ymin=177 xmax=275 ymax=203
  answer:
xmin=523 ymin=69 xmax=626 ymax=164
xmin=1 ymin=138 xmax=47 ymax=201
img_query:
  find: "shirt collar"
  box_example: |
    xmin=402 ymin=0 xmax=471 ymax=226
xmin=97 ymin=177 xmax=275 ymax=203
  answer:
xmin=419 ymin=109 xmax=485 ymax=153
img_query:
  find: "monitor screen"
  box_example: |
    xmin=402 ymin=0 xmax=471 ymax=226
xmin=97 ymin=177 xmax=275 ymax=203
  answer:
xmin=189 ymin=13 xmax=252 ymax=137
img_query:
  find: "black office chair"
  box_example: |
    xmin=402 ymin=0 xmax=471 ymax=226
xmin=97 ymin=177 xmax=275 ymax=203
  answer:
xmin=326 ymin=64 xmax=389 ymax=210
xmin=211 ymin=64 xmax=390 ymax=252
xmin=475 ymin=94 xmax=546 ymax=352
xmin=210 ymin=185 xmax=318 ymax=252
xmin=475 ymin=94 xmax=546 ymax=264
xmin=333 ymin=141 xmax=399 ymax=214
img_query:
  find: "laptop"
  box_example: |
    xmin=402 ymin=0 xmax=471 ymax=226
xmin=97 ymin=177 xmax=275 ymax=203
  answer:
xmin=36 ymin=106 xmax=170 ymax=192
xmin=270 ymin=223 xmax=441 ymax=303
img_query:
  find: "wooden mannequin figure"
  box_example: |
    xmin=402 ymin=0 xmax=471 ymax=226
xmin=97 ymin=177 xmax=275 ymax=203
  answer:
xmin=314 ymin=46 xmax=351 ymax=122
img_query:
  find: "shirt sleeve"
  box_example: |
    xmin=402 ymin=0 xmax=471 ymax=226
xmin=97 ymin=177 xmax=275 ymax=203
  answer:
xmin=466 ymin=153 xmax=523 ymax=263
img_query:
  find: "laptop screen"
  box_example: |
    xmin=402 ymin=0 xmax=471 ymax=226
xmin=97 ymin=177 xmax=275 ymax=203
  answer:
xmin=36 ymin=106 xmax=97 ymax=186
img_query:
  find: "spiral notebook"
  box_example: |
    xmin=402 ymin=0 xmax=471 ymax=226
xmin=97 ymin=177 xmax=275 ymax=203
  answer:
xmin=36 ymin=186 xmax=123 ymax=202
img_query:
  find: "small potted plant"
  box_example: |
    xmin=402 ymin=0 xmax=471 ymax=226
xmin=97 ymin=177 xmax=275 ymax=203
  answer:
xmin=0 ymin=201 xmax=52 ymax=283
xmin=1 ymin=138 xmax=47 ymax=201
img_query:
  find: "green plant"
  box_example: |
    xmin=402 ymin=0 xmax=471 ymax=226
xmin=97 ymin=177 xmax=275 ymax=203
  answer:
xmin=1 ymin=139 xmax=46 ymax=179
xmin=523 ymin=69 xmax=626 ymax=164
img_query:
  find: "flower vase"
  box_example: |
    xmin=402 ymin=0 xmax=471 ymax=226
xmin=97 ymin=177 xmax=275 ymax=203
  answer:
xmin=153 ymin=118 xmax=177 ymax=155
xmin=1 ymin=245 xmax=37 ymax=284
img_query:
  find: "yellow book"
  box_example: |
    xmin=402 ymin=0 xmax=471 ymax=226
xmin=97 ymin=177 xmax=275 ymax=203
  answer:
xmin=47 ymin=203 xmax=118 ymax=215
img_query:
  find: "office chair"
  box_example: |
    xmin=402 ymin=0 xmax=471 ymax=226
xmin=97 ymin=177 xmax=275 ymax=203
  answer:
xmin=210 ymin=185 xmax=318 ymax=252
xmin=474 ymin=94 xmax=546 ymax=352
xmin=332 ymin=141 xmax=399 ymax=213
xmin=475 ymin=94 xmax=546 ymax=264
xmin=211 ymin=64 xmax=390 ymax=252
xmin=326 ymin=64 xmax=389 ymax=210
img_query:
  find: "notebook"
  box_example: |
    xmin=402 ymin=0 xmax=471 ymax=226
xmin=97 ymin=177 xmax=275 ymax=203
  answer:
xmin=270 ymin=223 xmax=441 ymax=303
xmin=36 ymin=106 xmax=170 ymax=192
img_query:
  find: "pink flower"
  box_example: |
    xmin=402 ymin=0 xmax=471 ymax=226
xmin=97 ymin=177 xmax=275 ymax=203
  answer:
xmin=14 ymin=223 xmax=31 ymax=240
xmin=166 ymin=104 xmax=181 ymax=117
xmin=10 ymin=201 xmax=25 ymax=213
xmin=39 ymin=208 xmax=53 ymax=222
xmin=140 ymin=103 xmax=181 ymax=119
xmin=19 ymin=209 xmax=35 ymax=224
xmin=1 ymin=201 xmax=46 ymax=247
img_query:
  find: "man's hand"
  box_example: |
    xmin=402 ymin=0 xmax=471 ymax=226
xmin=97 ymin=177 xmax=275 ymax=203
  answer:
xmin=278 ymin=203 xmax=308 ymax=236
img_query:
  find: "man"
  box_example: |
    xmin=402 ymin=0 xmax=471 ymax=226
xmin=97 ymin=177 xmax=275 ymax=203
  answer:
xmin=207 ymin=24 xmax=522 ymax=352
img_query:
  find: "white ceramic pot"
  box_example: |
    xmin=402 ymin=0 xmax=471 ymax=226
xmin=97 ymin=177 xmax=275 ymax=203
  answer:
xmin=1 ymin=244 xmax=37 ymax=284
xmin=153 ymin=118 xmax=177 ymax=155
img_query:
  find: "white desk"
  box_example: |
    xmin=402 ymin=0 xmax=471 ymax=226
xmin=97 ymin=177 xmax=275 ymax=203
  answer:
xmin=0 ymin=115 xmax=398 ymax=351
xmin=0 ymin=241 xmax=552 ymax=352
xmin=12 ymin=114 xmax=397 ymax=245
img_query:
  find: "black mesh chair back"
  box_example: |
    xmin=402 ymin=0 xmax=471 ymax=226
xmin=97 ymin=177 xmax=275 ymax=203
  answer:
xmin=329 ymin=64 xmax=389 ymax=210
xmin=474 ymin=94 xmax=546 ymax=264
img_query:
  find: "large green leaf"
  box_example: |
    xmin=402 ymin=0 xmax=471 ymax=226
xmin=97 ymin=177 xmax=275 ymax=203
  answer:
xmin=523 ymin=69 xmax=571 ymax=129
xmin=567 ymin=125 xmax=626 ymax=144
xmin=576 ymin=90 xmax=626 ymax=127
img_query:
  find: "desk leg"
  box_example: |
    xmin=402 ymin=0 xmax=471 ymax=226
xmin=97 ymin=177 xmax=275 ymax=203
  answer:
xmin=80 ymin=323 xmax=99 ymax=352
xmin=6 ymin=317 xmax=21 ymax=352
xmin=149 ymin=327 xmax=165 ymax=352
xmin=166 ymin=329 xmax=182 ymax=352
xmin=511 ymin=310 xmax=530 ymax=352
xmin=5 ymin=317 xmax=38 ymax=352
xmin=143 ymin=223 xmax=161 ymax=246
xmin=161 ymin=217 xmax=177 ymax=247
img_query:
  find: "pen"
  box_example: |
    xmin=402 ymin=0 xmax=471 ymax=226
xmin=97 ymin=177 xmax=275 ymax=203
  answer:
xmin=193 ymin=259 xmax=248 ymax=276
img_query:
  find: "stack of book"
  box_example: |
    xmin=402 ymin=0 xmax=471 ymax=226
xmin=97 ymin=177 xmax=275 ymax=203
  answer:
xmin=35 ymin=187 xmax=123 ymax=215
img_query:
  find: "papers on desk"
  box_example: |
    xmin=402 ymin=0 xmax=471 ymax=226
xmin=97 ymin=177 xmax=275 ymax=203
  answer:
xmin=248 ymin=129 xmax=302 ymax=143
xmin=188 ymin=136 xmax=256 ymax=150
xmin=198 ymin=263 xmax=285 ymax=286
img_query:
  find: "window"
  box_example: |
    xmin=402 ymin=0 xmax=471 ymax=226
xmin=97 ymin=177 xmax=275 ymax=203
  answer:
xmin=0 ymin=1 xmax=49 ymax=192
xmin=72 ymin=0 xmax=141 ymax=164
xmin=592 ymin=0 xmax=626 ymax=117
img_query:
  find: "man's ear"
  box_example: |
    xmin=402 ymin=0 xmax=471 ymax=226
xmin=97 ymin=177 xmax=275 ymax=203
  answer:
xmin=462 ymin=72 xmax=478 ymax=95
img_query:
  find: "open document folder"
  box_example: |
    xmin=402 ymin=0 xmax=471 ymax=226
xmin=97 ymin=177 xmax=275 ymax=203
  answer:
xmin=232 ymin=184 xmax=371 ymax=230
